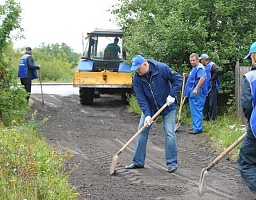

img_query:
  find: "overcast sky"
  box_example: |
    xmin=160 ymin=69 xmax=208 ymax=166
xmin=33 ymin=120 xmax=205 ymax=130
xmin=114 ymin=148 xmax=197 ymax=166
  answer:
xmin=12 ymin=0 xmax=119 ymax=53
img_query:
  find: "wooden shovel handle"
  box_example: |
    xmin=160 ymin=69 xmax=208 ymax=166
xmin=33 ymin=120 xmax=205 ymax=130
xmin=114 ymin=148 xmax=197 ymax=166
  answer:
xmin=117 ymin=103 xmax=168 ymax=155
xmin=206 ymin=132 xmax=246 ymax=171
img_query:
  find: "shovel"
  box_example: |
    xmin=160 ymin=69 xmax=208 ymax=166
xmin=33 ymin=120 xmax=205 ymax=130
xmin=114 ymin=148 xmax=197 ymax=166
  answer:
xmin=198 ymin=132 xmax=246 ymax=195
xmin=110 ymin=103 xmax=168 ymax=175
xmin=39 ymin=69 xmax=44 ymax=105
xmin=175 ymin=75 xmax=186 ymax=131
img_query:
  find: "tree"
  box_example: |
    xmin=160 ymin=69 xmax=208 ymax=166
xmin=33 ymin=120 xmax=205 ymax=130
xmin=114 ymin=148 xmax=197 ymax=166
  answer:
xmin=0 ymin=1 xmax=80 ymax=126
xmin=0 ymin=0 xmax=28 ymax=126
xmin=111 ymin=0 xmax=256 ymax=94
xmin=0 ymin=0 xmax=22 ymax=56
xmin=28 ymin=43 xmax=80 ymax=82
xmin=0 ymin=0 xmax=23 ymax=84
xmin=37 ymin=43 xmax=80 ymax=68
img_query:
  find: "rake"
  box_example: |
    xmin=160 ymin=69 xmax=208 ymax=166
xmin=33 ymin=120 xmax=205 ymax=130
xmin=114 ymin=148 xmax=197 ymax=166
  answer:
xmin=175 ymin=75 xmax=186 ymax=132
xmin=175 ymin=96 xmax=186 ymax=132
xmin=39 ymin=69 xmax=44 ymax=105
xmin=110 ymin=103 xmax=168 ymax=175
xmin=198 ymin=132 xmax=246 ymax=195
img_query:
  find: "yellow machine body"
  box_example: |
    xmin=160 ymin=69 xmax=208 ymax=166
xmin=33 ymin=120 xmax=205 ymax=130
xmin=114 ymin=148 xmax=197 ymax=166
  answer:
xmin=73 ymin=70 xmax=132 ymax=88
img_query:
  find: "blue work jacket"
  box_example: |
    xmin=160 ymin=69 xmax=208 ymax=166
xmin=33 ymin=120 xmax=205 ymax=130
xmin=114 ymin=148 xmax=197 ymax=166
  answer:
xmin=18 ymin=53 xmax=39 ymax=79
xmin=184 ymin=63 xmax=208 ymax=97
xmin=132 ymin=59 xmax=183 ymax=117
xmin=205 ymin=61 xmax=221 ymax=93
xmin=241 ymin=69 xmax=256 ymax=137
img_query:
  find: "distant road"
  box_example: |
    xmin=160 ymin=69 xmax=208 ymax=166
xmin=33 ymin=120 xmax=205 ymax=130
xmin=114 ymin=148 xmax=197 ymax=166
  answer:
xmin=31 ymin=83 xmax=79 ymax=96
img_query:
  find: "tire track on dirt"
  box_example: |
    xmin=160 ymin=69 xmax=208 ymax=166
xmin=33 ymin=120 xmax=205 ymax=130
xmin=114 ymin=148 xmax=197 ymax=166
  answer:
xmin=113 ymin=138 xmax=236 ymax=200
xmin=30 ymin=93 xmax=255 ymax=200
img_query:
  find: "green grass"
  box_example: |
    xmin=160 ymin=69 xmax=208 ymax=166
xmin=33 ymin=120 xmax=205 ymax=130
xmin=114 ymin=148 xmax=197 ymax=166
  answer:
xmin=202 ymin=115 xmax=246 ymax=159
xmin=180 ymin=102 xmax=246 ymax=159
xmin=128 ymin=94 xmax=246 ymax=160
xmin=0 ymin=113 xmax=78 ymax=200
xmin=127 ymin=94 xmax=141 ymax=115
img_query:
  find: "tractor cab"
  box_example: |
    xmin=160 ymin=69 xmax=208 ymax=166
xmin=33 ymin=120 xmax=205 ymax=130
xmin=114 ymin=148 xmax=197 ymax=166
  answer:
xmin=81 ymin=29 xmax=127 ymax=72
xmin=73 ymin=29 xmax=132 ymax=105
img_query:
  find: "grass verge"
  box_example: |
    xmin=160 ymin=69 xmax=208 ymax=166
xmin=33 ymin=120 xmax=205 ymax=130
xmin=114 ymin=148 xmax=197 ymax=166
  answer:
xmin=0 ymin=113 xmax=78 ymax=200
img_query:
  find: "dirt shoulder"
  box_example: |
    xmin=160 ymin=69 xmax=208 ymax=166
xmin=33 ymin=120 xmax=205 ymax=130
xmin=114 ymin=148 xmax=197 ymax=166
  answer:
xmin=31 ymin=93 xmax=254 ymax=200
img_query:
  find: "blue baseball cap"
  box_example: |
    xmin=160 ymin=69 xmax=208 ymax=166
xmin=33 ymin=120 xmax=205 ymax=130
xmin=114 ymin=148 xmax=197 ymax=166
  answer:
xmin=199 ymin=54 xmax=209 ymax=60
xmin=244 ymin=42 xmax=256 ymax=60
xmin=131 ymin=55 xmax=145 ymax=71
xmin=25 ymin=47 xmax=32 ymax=51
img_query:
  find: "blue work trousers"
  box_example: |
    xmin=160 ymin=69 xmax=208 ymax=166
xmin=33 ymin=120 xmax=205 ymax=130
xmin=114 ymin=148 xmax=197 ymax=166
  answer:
xmin=237 ymin=125 xmax=256 ymax=196
xmin=132 ymin=109 xmax=177 ymax=168
xmin=189 ymin=89 xmax=206 ymax=132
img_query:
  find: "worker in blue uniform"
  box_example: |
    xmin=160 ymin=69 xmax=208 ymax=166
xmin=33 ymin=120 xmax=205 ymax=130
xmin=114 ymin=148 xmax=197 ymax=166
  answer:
xmin=237 ymin=41 xmax=256 ymax=198
xmin=183 ymin=53 xmax=208 ymax=134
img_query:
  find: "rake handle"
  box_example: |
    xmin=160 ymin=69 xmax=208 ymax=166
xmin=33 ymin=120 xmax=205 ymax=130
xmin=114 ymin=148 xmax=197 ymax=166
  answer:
xmin=117 ymin=103 xmax=168 ymax=155
xmin=206 ymin=132 xmax=246 ymax=171
xmin=39 ymin=69 xmax=44 ymax=104
xmin=177 ymin=97 xmax=186 ymax=121
xmin=177 ymin=75 xmax=186 ymax=121
xmin=180 ymin=75 xmax=186 ymax=103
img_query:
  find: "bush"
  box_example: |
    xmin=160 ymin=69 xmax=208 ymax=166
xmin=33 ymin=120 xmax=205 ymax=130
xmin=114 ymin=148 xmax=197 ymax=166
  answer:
xmin=127 ymin=94 xmax=141 ymax=115
xmin=0 ymin=84 xmax=29 ymax=127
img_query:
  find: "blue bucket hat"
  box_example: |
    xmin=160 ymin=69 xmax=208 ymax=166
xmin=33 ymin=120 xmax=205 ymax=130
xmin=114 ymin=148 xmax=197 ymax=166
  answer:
xmin=131 ymin=55 xmax=145 ymax=71
xmin=244 ymin=42 xmax=256 ymax=60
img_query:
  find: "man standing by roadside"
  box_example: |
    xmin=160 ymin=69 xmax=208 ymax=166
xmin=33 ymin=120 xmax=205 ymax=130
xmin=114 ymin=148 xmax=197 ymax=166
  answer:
xmin=200 ymin=54 xmax=222 ymax=121
xmin=125 ymin=55 xmax=183 ymax=173
xmin=18 ymin=47 xmax=41 ymax=102
xmin=183 ymin=53 xmax=207 ymax=134
xmin=237 ymin=41 xmax=256 ymax=198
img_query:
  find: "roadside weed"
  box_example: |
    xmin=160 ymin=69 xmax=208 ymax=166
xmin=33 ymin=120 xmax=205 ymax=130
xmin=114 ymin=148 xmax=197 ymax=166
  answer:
xmin=203 ymin=114 xmax=245 ymax=159
xmin=0 ymin=124 xmax=78 ymax=199
xmin=127 ymin=94 xmax=141 ymax=115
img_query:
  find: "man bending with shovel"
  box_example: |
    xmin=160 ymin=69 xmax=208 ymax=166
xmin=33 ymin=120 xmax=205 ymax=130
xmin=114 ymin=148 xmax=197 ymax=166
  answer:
xmin=125 ymin=55 xmax=183 ymax=173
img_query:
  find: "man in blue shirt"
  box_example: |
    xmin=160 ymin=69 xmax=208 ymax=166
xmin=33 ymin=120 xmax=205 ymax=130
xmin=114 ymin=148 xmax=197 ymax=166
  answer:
xmin=183 ymin=53 xmax=207 ymax=134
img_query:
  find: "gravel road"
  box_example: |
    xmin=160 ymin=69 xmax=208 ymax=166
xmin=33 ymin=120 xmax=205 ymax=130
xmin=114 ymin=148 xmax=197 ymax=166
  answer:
xmin=30 ymin=92 xmax=254 ymax=200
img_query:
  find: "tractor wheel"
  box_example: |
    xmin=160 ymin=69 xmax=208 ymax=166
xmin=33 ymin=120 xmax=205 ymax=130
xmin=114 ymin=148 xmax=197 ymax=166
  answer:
xmin=94 ymin=89 xmax=100 ymax=98
xmin=79 ymin=88 xmax=94 ymax=105
xmin=121 ymin=89 xmax=132 ymax=103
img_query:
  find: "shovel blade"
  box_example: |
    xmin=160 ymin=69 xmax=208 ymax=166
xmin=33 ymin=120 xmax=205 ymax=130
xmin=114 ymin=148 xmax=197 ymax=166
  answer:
xmin=110 ymin=154 xmax=119 ymax=175
xmin=198 ymin=168 xmax=208 ymax=195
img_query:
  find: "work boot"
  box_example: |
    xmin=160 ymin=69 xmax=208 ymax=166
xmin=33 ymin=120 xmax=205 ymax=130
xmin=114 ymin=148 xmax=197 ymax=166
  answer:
xmin=125 ymin=163 xmax=144 ymax=169
xmin=166 ymin=166 xmax=177 ymax=173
